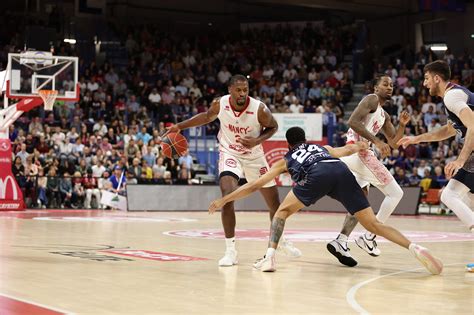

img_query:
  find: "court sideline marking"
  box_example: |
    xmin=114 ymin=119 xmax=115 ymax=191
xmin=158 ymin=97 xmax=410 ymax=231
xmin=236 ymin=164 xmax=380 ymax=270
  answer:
xmin=346 ymin=262 xmax=465 ymax=314
xmin=0 ymin=292 xmax=71 ymax=315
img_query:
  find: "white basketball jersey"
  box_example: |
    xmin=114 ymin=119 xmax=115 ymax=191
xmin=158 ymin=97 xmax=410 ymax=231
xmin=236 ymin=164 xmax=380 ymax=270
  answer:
xmin=217 ymin=95 xmax=264 ymax=159
xmin=346 ymin=94 xmax=386 ymax=143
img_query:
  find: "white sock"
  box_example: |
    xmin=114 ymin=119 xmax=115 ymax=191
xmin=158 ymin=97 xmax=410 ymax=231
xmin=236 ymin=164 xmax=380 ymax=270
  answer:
xmin=225 ymin=237 xmax=236 ymax=251
xmin=265 ymin=248 xmax=276 ymax=257
xmin=408 ymin=243 xmax=417 ymax=254
xmin=364 ymin=231 xmax=375 ymax=239
xmin=337 ymin=234 xmax=348 ymax=244
xmin=374 ymin=180 xmax=404 ymax=223
xmin=441 ymin=180 xmax=474 ymax=229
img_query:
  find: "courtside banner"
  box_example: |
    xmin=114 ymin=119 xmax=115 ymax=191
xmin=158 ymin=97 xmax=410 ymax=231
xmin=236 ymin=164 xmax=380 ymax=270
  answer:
xmin=272 ymin=113 xmax=322 ymax=141
xmin=0 ymin=139 xmax=24 ymax=211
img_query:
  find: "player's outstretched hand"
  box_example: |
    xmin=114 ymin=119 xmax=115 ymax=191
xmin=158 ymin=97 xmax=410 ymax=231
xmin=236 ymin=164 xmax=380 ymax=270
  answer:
xmin=397 ymin=136 xmax=419 ymax=148
xmin=399 ymin=111 xmax=410 ymax=126
xmin=209 ymin=198 xmax=225 ymax=214
xmin=236 ymin=136 xmax=259 ymax=149
xmin=162 ymin=124 xmax=181 ymax=138
xmin=445 ymin=159 xmax=463 ymax=179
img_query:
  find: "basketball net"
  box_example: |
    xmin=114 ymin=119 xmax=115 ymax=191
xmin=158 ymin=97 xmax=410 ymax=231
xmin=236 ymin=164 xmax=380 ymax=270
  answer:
xmin=38 ymin=90 xmax=58 ymax=110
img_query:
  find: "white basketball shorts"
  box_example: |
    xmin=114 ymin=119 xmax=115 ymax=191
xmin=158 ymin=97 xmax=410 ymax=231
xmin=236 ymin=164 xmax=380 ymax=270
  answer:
xmin=339 ymin=149 xmax=394 ymax=188
xmin=218 ymin=150 xmax=276 ymax=188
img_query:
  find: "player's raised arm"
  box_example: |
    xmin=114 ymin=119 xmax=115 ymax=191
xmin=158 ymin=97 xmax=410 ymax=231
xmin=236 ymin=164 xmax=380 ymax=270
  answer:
xmin=348 ymin=94 xmax=391 ymax=157
xmin=381 ymin=111 xmax=410 ymax=149
xmin=397 ymin=124 xmax=457 ymax=148
xmin=236 ymin=103 xmax=278 ymax=149
xmin=209 ymin=159 xmax=287 ymax=213
xmin=324 ymin=141 xmax=369 ymax=158
xmin=165 ymin=97 xmax=221 ymax=135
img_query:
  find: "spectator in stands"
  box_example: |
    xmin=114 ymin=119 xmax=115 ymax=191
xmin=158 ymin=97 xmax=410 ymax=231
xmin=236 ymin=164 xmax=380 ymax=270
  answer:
xmin=108 ymin=166 xmax=126 ymax=195
xmin=83 ymin=168 xmax=101 ymax=209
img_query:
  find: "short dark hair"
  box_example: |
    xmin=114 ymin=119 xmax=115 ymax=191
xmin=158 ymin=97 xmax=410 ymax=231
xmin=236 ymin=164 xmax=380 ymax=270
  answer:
xmin=229 ymin=74 xmax=248 ymax=86
xmin=372 ymin=74 xmax=390 ymax=87
xmin=424 ymin=60 xmax=451 ymax=81
xmin=286 ymin=127 xmax=306 ymax=146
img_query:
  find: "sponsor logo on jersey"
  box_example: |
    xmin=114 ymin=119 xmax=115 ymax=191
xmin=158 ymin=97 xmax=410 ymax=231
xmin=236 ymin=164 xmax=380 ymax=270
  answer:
xmin=229 ymin=144 xmax=250 ymax=154
xmin=225 ymin=158 xmax=237 ymax=168
xmin=259 ymin=167 xmax=268 ymax=175
xmin=246 ymin=111 xmax=254 ymax=115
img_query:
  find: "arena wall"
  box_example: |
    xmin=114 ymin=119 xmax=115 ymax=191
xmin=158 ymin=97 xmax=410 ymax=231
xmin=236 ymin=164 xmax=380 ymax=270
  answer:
xmin=127 ymin=185 xmax=421 ymax=215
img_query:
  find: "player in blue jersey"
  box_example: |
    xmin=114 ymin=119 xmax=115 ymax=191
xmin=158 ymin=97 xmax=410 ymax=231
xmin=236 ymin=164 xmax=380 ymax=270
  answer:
xmin=209 ymin=127 xmax=443 ymax=275
xmin=398 ymin=60 xmax=474 ymax=232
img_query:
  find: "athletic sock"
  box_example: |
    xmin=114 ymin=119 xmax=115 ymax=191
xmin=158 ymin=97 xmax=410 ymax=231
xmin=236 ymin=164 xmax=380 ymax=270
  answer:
xmin=336 ymin=233 xmax=348 ymax=244
xmin=225 ymin=237 xmax=236 ymax=251
xmin=265 ymin=247 xmax=276 ymax=257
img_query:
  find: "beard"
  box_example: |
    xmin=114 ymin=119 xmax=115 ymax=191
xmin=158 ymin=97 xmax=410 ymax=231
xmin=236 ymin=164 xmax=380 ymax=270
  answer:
xmin=429 ymin=86 xmax=439 ymax=97
xmin=236 ymin=97 xmax=246 ymax=106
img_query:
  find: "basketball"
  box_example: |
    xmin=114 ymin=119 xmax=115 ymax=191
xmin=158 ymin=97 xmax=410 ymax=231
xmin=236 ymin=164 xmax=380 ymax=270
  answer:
xmin=160 ymin=132 xmax=188 ymax=159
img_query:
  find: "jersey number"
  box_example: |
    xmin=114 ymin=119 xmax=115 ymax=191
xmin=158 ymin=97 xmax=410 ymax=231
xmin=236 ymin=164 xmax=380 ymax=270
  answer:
xmin=291 ymin=145 xmax=323 ymax=163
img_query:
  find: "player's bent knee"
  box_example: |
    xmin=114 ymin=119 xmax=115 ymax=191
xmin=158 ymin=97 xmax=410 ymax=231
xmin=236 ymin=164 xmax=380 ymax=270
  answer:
xmin=391 ymin=184 xmax=404 ymax=201
xmin=440 ymin=186 xmax=462 ymax=206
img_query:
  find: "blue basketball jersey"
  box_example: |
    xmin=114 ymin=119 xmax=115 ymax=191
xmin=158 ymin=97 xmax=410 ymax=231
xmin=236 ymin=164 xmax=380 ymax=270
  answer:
xmin=284 ymin=143 xmax=338 ymax=184
xmin=443 ymin=83 xmax=474 ymax=139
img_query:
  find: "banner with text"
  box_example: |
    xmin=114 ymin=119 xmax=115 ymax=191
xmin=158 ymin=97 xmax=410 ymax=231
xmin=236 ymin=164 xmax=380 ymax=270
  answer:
xmin=272 ymin=113 xmax=322 ymax=141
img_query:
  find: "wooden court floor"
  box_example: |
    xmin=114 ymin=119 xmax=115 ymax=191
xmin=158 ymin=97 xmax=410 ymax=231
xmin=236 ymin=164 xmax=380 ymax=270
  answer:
xmin=0 ymin=209 xmax=473 ymax=314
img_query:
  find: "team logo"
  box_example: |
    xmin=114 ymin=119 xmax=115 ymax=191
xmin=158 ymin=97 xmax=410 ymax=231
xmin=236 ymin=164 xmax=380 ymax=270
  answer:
xmin=259 ymin=167 xmax=268 ymax=175
xmin=164 ymin=229 xmax=474 ymax=243
xmin=225 ymin=158 xmax=237 ymax=168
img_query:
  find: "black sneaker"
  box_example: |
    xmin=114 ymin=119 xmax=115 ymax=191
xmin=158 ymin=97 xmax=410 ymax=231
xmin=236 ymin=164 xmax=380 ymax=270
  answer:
xmin=327 ymin=240 xmax=358 ymax=267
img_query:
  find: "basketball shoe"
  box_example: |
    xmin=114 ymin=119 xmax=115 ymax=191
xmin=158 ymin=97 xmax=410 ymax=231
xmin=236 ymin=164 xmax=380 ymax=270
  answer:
xmin=326 ymin=240 xmax=357 ymax=267
xmin=277 ymin=238 xmax=302 ymax=258
xmin=355 ymin=234 xmax=381 ymax=257
xmin=253 ymin=255 xmax=276 ymax=272
xmin=410 ymin=244 xmax=443 ymax=275
xmin=218 ymin=249 xmax=238 ymax=267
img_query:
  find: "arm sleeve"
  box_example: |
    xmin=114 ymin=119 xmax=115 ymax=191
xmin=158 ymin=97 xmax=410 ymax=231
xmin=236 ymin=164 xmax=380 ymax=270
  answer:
xmin=444 ymin=89 xmax=469 ymax=116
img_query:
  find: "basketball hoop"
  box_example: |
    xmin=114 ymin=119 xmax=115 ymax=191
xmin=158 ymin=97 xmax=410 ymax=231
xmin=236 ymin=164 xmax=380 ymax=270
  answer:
xmin=38 ymin=90 xmax=58 ymax=111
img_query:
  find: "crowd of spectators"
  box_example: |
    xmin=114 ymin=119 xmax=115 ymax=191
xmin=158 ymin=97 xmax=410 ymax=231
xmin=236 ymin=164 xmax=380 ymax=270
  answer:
xmin=1 ymin=20 xmax=473 ymax=209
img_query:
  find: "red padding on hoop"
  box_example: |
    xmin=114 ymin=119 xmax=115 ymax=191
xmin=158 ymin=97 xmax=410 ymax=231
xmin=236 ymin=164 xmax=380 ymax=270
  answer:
xmin=16 ymin=98 xmax=44 ymax=112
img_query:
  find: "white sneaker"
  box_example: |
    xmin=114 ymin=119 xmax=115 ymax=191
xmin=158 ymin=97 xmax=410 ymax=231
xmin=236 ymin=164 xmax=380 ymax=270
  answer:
xmin=218 ymin=249 xmax=238 ymax=267
xmin=277 ymin=238 xmax=302 ymax=258
xmin=411 ymin=244 xmax=443 ymax=275
xmin=326 ymin=240 xmax=358 ymax=267
xmin=355 ymin=234 xmax=381 ymax=257
xmin=253 ymin=255 xmax=276 ymax=272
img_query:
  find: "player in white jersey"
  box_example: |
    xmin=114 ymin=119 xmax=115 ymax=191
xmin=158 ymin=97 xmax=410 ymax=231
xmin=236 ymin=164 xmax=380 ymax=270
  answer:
xmin=398 ymin=60 xmax=474 ymax=233
xmin=166 ymin=75 xmax=301 ymax=266
xmin=327 ymin=74 xmax=410 ymax=267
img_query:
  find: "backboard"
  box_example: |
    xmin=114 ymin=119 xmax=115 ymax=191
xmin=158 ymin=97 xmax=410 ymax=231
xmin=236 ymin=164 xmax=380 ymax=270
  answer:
xmin=5 ymin=51 xmax=79 ymax=101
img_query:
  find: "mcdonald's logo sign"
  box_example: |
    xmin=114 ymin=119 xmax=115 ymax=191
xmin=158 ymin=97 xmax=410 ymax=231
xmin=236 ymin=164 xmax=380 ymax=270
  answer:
xmin=0 ymin=175 xmax=19 ymax=200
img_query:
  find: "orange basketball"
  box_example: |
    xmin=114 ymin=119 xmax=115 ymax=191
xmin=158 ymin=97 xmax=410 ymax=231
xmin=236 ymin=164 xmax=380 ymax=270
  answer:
xmin=160 ymin=132 xmax=188 ymax=159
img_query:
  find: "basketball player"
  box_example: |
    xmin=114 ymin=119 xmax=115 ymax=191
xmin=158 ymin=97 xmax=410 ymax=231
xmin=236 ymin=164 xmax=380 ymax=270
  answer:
xmin=327 ymin=74 xmax=410 ymax=267
xmin=209 ymin=127 xmax=443 ymax=275
xmin=398 ymin=60 xmax=474 ymax=232
xmin=165 ymin=75 xmax=301 ymax=266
